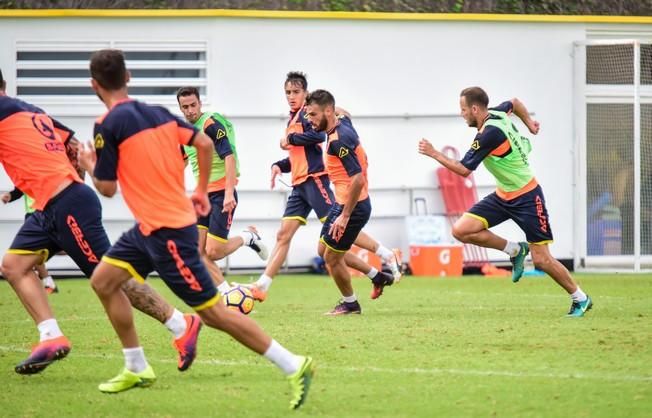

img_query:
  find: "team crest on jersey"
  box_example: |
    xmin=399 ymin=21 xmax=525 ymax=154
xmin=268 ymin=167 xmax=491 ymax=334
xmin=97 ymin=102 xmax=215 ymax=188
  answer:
xmin=338 ymin=147 xmax=349 ymax=158
xmin=217 ymin=129 xmax=226 ymax=139
xmin=31 ymin=114 xmax=56 ymax=140
xmin=94 ymin=133 xmax=105 ymax=149
xmin=471 ymin=140 xmax=480 ymax=150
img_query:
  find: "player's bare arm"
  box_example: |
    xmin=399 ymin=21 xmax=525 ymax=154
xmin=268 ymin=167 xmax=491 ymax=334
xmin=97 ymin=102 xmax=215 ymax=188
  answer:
xmin=65 ymin=137 xmax=85 ymax=179
xmin=418 ymin=138 xmax=472 ymax=177
xmin=329 ymin=172 xmax=363 ymax=242
xmin=270 ymin=163 xmax=282 ymax=190
xmin=510 ymin=98 xmax=540 ymax=135
xmin=223 ymin=154 xmax=237 ymax=213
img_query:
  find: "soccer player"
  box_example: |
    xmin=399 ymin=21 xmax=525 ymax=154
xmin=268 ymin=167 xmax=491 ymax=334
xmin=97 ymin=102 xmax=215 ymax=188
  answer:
xmin=2 ymin=187 xmax=58 ymax=293
xmin=302 ymin=89 xmax=381 ymax=315
xmin=0 ymin=68 xmax=201 ymax=375
xmin=81 ymin=49 xmax=313 ymax=409
xmin=418 ymin=87 xmax=592 ymax=317
xmin=245 ymin=72 xmax=399 ymax=302
xmin=176 ymin=87 xmax=267 ymax=295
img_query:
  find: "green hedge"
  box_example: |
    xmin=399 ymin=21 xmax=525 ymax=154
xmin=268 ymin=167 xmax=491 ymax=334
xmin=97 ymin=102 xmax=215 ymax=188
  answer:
xmin=2 ymin=0 xmax=652 ymax=15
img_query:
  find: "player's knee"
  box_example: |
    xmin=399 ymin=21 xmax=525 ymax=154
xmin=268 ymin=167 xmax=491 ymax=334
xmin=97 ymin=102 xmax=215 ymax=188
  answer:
xmin=197 ymin=303 xmax=229 ymax=330
xmin=1 ymin=260 xmax=19 ymax=282
xmin=323 ymin=249 xmax=340 ymax=266
xmin=451 ymin=224 xmax=469 ymax=243
xmin=89 ymin=274 xmax=109 ymax=296
xmin=198 ymin=246 xmax=208 ymax=257
xmin=1 ymin=256 xmax=32 ymax=282
xmin=276 ymin=228 xmax=293 ymax=245
xmin=206 ymin=246 xmax=226 ymax=261
xmin=531 ymin=251 xmax=553 ymax=271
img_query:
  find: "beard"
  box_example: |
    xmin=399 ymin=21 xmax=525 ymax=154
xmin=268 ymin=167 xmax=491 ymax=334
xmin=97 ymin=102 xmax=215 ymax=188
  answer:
xmin=467 ymin=117 xmax=478 ymax=128
xmin=315 ymin=118 xmax=328 ymax=131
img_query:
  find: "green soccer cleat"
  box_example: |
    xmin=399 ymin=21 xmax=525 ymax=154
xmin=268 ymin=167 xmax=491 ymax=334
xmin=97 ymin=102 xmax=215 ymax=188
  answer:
xmin=566 ymin=296 xmax=593 ymax=317
xmin=287 ymin=356 xmax=315 ymax=410
xmin=99 ymin=365 xmax=156 ymax=393
xmin=510 ymin=242 xmax=530 ymax=283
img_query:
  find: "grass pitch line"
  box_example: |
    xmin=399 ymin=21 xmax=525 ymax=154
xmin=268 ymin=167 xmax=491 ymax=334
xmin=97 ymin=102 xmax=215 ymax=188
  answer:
xmin=1 ymin=345 xmax=650 ymax=383
xmin=1 ymin=315 xmax=109 ymax=324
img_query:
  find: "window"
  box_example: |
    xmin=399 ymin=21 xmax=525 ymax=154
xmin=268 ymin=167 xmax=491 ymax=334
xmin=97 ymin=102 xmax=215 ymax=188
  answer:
xmin=15 ymin=40 xmax=207 ymax=103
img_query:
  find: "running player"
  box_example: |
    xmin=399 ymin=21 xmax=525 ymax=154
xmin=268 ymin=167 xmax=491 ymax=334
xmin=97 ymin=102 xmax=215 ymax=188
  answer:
xmin=82 ymin=49 xmax=313 ymax=408
xmin=0 ymin=68 xmax=201 ymax=375
xmin=176 ymin=87 xmax=267 ymax=295
xmin=2 ymin=187 xmax=58 ymax=293
xmin=245 ymin=72 xmax=399 ymax=302
xmin=304 ymin=89 xmax=381 ymax=315
xmin=2 ymin=107 xmax=94 ymax=296
xmin=418 ymin=86 xmax=592 ymax=317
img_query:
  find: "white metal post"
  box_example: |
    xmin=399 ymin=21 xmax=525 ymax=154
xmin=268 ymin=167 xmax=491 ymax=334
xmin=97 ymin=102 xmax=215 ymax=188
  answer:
xmin=633 ymin=41 xmax=641 ymax=272
xmin=572 ymin=42 xmax=588 ymax=270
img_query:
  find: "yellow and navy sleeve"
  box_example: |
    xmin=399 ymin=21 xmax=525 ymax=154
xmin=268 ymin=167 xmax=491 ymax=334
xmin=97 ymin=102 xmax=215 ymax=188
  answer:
xmin=204 ymin=117 xmax=233 ymax=160
xmin=490 ymin=101 xmax=514 ymax=113
xmin=287 ymin=113 xmax=327 ymax=146
xmin=93 ymin=117 xmax=119 ymax=181
xmin=329 ymin=131 xmax=362 ymax=177
xmin=460 ymin=126 xmax=507 ymax=171
xmin=274 ymin=157 xmax=291 ymax=173
xmin=8 ymin=186 xmax=23 ymax=202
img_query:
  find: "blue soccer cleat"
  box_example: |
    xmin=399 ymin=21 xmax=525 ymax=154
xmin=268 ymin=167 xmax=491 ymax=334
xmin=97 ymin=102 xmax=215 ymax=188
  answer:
xmin=510 ymin=242 xmax=529 ymax=283
xmin=566 ymin=295 xmax=593 ymax=317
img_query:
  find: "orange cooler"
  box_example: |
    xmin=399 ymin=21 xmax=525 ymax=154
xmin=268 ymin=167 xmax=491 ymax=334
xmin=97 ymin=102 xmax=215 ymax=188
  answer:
xmin=409 ymin=244 xmax=463 ymax=277
xmin=348 ymin=245 xmax=382 ymax=276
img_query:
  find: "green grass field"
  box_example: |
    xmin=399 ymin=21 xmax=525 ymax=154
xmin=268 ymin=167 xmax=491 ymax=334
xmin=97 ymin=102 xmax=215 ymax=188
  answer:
xmin=1 ymin=274 xmax=651 ymax=417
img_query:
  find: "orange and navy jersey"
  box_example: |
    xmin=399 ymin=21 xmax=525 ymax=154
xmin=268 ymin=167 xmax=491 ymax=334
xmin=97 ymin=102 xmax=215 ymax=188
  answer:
xmin=0 ymin=96 xmax=81 ymax=210
xmin=93 ymin=99 xmax=199 ymax=236
xmin=274 ymin=108 xmax=328 ymax=186
xmin=460 ymin=101 xmax=514 ymax=170
xmin=324 ymin=116 xmax=369 ymax=205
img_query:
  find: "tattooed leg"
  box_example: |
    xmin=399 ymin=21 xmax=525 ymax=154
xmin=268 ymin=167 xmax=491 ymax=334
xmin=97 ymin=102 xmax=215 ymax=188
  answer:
xmin=121 ymin=279 xmax=173 ymax=323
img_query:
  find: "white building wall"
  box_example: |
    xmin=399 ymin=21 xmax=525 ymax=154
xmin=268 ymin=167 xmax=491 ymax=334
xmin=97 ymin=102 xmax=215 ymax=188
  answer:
xmin=0 ymin=14 xmax=649 ymax=272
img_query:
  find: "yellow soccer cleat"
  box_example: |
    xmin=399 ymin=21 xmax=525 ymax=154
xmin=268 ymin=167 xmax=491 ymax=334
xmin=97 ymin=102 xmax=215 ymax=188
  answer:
xmin=287 ymin=356 xmax=315 ymax=410
xmin=99 ymin=365 xmax=156 ymax=393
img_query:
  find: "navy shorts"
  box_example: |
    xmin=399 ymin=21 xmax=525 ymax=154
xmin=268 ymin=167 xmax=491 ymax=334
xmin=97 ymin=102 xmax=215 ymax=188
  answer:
xmin=197 ymin=189 xmax=238 ymax=242
xmin=320 ymin=198 xmax=371 ymax=252
xmin=466 ymin=185 xmax=554 ymax=244
xmin=9 ymin=182 xmax=110 ymax=277
xmin=283 ymin=174 xmax=335 ymax=224
xmin=103 ymin=224 xmax=218 ymax=310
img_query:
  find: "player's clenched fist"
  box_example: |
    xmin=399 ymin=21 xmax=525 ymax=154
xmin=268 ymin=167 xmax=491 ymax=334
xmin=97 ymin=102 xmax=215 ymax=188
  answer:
xmin=418 ymin=138 xmax=436 ymax=158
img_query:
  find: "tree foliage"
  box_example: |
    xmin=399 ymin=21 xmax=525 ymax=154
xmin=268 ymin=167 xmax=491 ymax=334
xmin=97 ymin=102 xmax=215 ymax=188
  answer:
xmin=1 ymin=0 xmax=652 ymax=15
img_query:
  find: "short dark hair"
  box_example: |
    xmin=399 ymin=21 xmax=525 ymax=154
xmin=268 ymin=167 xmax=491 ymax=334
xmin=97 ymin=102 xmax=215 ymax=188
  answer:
xmin=305 ymin=89 xmax=335 ymax=109
xmin=460 ymin=87 xmax=489 ymax=108
xmin=176 ymin=86 xmax=200 ymax=102
xmin=285 ymin=71 xmax=308 ymax=91
xmin=90 ymin=49 xmax=128 ymax=91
